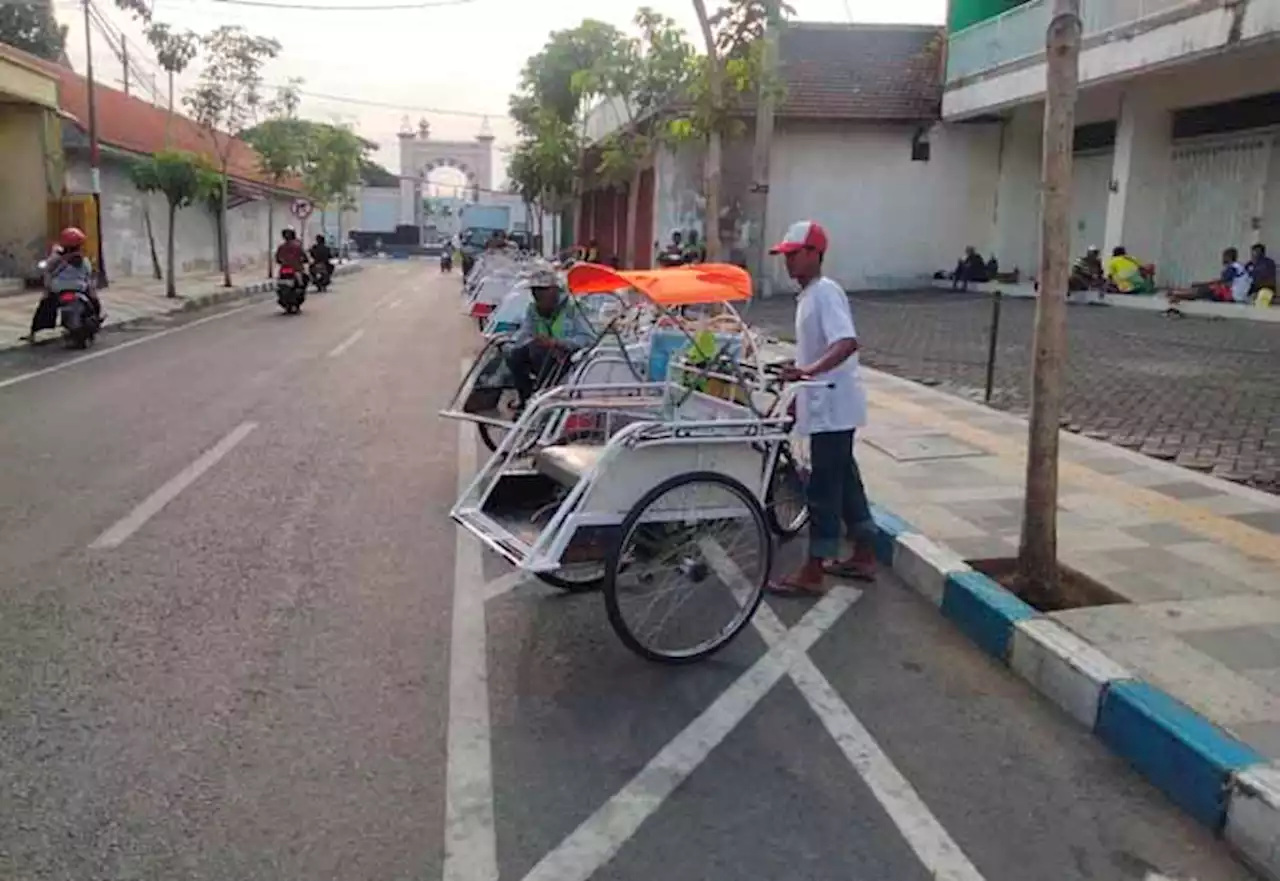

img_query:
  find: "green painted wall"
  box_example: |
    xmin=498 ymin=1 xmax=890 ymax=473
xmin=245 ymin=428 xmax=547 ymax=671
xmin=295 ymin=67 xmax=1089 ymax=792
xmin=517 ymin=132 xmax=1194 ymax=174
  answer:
xmin=947 ymin=0 xmax=1030 ymax=33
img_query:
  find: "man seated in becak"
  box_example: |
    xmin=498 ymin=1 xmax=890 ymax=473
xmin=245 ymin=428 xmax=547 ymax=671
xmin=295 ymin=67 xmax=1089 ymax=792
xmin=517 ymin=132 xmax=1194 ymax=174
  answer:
xmin=504 ymin=269 xmax=595 ymax=409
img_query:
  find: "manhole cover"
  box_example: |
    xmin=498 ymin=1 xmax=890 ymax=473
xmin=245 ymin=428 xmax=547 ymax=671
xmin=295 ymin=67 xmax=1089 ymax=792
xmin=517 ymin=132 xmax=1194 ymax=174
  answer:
xmin=863 ymin=431 xmax=986 ymax=462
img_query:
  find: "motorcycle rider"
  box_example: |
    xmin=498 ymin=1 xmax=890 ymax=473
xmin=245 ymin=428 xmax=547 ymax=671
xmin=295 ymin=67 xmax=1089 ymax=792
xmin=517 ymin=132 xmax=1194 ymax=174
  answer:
xmin=308 ymin=233 xmax=334 ymax=287
xmin=276 ymin=228 xmax=309 ymax=289
xmin=26 ymin=227 xmax=100 ymax=343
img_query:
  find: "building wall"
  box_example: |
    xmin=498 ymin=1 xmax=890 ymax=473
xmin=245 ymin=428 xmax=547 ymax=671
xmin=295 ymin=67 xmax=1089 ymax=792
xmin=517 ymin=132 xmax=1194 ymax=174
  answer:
xmin=763 ymin=120 xmax=1003 ymax=290
xmin=651 ymin=133 xmax=755 ymax=265
xmin=66 ymin=155 xmax=298 ymax=280
xmin=0 ymin=103 xmax=58 ymax=277
xmin=945 ymin=0 xmax=1280 ymax=119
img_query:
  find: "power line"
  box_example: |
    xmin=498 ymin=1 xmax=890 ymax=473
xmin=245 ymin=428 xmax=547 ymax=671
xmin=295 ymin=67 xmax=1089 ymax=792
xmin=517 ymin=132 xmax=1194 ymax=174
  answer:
xmin=273 ymin=86 xmax=505 ymax=120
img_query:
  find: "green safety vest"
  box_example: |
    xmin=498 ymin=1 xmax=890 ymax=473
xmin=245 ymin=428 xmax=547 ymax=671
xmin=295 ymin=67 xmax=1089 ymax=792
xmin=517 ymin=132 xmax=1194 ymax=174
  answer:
xmin=533 ymin=306 xmax=567 ymax=339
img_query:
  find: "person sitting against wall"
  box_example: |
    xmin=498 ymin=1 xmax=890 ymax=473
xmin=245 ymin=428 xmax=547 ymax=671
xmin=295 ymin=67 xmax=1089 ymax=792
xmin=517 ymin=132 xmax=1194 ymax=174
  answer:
xmin=1166 ymin=246 xmax=1252 ymax=315
xmin=1248 ymin=243 xmax=1276 ymax=307
xmin=951 ymin=246 xmax=990 ymax=291
xmin=1069 ymin=246 xmax=1106 ymax=293
xmin=1104 ymin=246 xmax=1156 ymax=294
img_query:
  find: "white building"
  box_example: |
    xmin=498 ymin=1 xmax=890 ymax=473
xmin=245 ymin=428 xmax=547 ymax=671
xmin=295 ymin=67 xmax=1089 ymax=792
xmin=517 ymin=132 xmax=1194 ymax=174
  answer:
xmin=946 ymin=0 xmax=1280 ymax=286
xmin=581 ymin=22 xmax=996 ymax=291
xmin=582 ymin=4 xmax=1280 ymax=291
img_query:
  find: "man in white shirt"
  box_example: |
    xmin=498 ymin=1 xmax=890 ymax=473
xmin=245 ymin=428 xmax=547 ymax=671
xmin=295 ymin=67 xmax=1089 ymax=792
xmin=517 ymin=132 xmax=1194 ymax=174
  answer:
xmin=768 ymin=220 xmax=875 ymax=596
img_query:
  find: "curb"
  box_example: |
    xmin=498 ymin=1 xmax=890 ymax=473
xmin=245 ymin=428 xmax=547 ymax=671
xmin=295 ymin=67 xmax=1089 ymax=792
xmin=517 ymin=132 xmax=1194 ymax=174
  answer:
xmin=870 ymin=504 xmax=1280 ymax=880
xmin=4 ymin=262 xmax=365 ymax=353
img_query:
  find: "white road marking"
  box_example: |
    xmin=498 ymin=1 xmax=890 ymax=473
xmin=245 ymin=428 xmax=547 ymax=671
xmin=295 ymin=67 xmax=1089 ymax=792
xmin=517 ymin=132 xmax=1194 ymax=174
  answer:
xmin=704 ymin=541 xmax=990 ymax=881
xmin=327 ymin=328 xmax=365 ymax=358
xmin=519 ymin=588 xmax=861 ymax=881
xmin=443 ymin=388 xmax=499 ymax=881
xmin=89 ymin=421 xmax=257 ymax=549
xmin=0 ymin=301 xmax=259 ymax=392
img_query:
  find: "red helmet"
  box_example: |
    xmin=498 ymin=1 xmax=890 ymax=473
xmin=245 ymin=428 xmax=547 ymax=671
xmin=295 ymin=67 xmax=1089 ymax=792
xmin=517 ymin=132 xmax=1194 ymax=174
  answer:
xmin=59 ymin=227 xmax=87 ymax=249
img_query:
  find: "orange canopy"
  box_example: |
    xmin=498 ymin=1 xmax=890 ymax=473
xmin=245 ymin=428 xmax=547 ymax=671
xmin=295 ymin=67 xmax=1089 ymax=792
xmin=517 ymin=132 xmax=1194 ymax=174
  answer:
xmin=565 ymin=262 xmax=752 ymax=306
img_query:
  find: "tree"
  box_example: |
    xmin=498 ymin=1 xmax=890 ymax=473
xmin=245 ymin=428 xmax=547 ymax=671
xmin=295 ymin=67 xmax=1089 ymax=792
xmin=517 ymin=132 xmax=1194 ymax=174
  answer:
xmin=511 ymin=21 xmax=632 ymax=247
xmin=591 ymin=8 xmax=696 ymax=267
xmin=676 ymin=0 xmax=790 ymax=261
xmin=304 ymin=123 xmax=364 ymax=243
xmin=145 ymin=23 xmax=199 ymax=147
xmin=127 ymin=159 xmax=165 ymax=282
xmin=184 ymin=25 xmax=280 ymax=287
xmin=242 ymin=80 xmax=308 ymax=277
xmin=507 ymin=108 xmax=580 ymax=251
xmin=1018 ymin=0 xmax=1082 ymax=603
xmin=0 ymin=1 xmax=67 ymax=61
xmin=129 ymin=151 xmax=207 ymax=297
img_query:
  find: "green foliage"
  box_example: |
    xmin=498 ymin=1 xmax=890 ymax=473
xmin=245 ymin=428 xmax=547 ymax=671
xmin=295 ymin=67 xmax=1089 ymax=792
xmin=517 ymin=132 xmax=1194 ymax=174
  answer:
xmin=129 ymin=150 xmax=207 ymax=212
xmin=304 ymin=123 xmax=364 ymax=210
xmin=360 ymin=160 xmax=399 ymax=188
xmin=241 ymin=81 xmax=309 ymax=187
xmin=506 ymin=108 xmax=579 ymax=214
xmin=0 ymin=1 xmax=67 ymax=61
xmin=667 ymin=0 xmax=790 ymax=143
xmin=509 ymin=20 xmax=632 ymax=131
xmin=184 ymin=25 xmax=281 ymax=167
xmin=145 ymin=22 xmax=199 ymax=75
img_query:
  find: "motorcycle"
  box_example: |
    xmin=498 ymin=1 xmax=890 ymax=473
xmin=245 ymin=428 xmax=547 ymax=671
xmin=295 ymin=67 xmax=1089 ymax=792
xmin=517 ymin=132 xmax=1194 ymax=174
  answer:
xmin=56 ymin=286 xmax=101 ymax=349
xmin=311 ymin=261 xmax=333 ymax=292
xmin=34 ymin=256 xmax=101 ymax=349
xmin=440 ymin=251 xmax=453 ymax=273
xmin=277 ymin=266 xmax=307 ymax=314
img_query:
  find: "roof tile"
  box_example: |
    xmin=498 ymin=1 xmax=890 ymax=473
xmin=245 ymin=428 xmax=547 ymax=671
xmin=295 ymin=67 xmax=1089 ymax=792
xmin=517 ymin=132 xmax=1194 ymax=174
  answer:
xmin=0 ymin=42 xmax=303 ymax=193
xmin=776 ymin=22 xmax=944 ymax=122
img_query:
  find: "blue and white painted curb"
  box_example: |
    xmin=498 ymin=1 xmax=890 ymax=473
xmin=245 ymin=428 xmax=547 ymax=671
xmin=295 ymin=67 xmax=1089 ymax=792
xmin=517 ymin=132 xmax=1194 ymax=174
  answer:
xmin=870 ymin=504 xmax=1280 ymax=880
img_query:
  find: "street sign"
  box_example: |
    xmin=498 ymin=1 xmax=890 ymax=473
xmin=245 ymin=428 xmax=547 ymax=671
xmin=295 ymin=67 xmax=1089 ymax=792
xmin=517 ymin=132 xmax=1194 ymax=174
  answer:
xmin=290 ymin=199 xmax=313 ymax=219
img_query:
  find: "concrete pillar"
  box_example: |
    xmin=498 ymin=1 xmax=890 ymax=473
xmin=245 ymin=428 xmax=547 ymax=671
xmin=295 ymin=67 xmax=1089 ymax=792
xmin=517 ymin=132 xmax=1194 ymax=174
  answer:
xmin=399 ymin=177 xmax=416 ymax=227
xmin=1103 ymin=90 xmax=1172 ymax=264
xmin=994 ymin=102 xmax=1043 ymax=279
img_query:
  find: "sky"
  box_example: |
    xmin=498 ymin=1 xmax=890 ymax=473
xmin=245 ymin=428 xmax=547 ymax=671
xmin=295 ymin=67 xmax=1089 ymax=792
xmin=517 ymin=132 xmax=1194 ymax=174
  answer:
xmin=55 ymin=0 xmax=944 ymax=190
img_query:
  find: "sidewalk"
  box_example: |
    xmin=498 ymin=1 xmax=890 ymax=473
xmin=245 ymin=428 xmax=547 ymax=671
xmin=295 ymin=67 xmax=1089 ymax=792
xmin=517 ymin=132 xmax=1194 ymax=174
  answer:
xmin=0 ymin=263 xmax=364 ymax=352
xmin=850 ymin=365 xmax=1280 ymax=876
xmin=931 ymin=278 xmax=1280 ymax=323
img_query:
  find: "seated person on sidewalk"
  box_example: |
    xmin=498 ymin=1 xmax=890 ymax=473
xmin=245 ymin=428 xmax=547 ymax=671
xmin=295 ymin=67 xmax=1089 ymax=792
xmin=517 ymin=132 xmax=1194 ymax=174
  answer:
xmin=26 ymin=227 xmax=101 ymax=342
xmin=504 ymin=269 xmax=594 ymax=409
xmin=951 ymin=246 xmax=989 ymax=291
xmin=1069 ymin=246 xmax=1105 ymax=292
xmin=1248 ymin=243 xmax=1276 ymax=307
xmin=1104 ymin=246 xmax=1155 ymax=294
xmin=1168 ymin=247 xmax=1251 ymax=307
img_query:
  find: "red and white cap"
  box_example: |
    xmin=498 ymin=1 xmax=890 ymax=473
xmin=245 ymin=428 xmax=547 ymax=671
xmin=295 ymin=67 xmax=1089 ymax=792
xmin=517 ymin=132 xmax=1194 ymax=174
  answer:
xmin=769 ymin=220 xmax=829 ymax=255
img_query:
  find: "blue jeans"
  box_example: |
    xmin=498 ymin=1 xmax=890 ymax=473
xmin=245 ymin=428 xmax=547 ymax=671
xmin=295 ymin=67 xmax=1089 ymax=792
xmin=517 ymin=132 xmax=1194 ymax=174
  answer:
xmin=807 ymin=429 xmax=874 ymax=560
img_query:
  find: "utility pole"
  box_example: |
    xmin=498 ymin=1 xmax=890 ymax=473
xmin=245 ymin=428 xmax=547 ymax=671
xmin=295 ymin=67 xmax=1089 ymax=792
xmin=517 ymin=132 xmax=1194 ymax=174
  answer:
xmin=121 ymin=41 xmax=129 ymax=96
xmin=1017 ymin=0 xmax=1081 ymax=599
xmin=746 ymin=0 xmax=781 ymax=297
xmin=83 ymin=0 xmax=108 ymax=288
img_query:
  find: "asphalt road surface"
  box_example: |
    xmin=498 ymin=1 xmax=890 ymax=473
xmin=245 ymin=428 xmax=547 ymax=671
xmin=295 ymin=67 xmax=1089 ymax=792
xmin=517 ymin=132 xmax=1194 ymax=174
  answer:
xmin=0 ymin=264 xmax=1259 ymax=881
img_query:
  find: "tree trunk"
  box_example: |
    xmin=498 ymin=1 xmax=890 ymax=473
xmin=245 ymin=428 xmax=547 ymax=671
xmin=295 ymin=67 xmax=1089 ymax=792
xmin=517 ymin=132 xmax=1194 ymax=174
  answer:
xmin=337 ymin=209 xmax=344 ymax=263
xmin=165 ymin=70 xmax=174 ymax=148
xmin=165 ymin=200 xmax=177 ymax=298
xmin=747 ymin=2 xmax=781 ymax=292
xmin=220 ymin=171 xmax=232 ymax=287
xmin=692 ymin=0 xmax=723 ymax=262
xmin=1018 ymin=0 xmax=1082 ymax=601
xmin=142 ymin=200 xmax=162 ymax=280
xmin=266 ymin=199 xmax=275 ymax=279
xmin=624 ymin=164 xmax=643 ymax=269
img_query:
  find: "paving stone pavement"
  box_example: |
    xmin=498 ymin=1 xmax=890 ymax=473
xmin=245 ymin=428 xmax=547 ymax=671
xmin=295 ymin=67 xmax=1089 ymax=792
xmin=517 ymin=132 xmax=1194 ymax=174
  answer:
xmin=748 ymin=289 xmax=1280 ymax=493
xmin=854 ymin=366 xmax=1280 ymax=762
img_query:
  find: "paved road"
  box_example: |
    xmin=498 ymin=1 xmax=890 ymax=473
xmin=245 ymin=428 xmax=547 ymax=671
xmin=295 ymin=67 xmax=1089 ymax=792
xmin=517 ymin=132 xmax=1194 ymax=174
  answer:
xmin=0 ymin=265 xmax=1258 ymax=880
xmin=749 ymin=290 xmax=1280 ymax=493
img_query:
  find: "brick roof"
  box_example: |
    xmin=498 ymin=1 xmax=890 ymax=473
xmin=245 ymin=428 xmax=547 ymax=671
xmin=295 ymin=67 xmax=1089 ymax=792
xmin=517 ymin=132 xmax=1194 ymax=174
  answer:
xmin=0 ymin=43 xmax=303 ymax=194
xmin=776 ymin=22 xmax=944 ymax=122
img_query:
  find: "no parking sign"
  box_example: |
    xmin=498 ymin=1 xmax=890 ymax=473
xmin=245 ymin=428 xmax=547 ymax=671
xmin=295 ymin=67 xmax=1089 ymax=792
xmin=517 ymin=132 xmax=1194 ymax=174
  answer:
xmin=290 ymin=199 xmax=313 ymax=219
